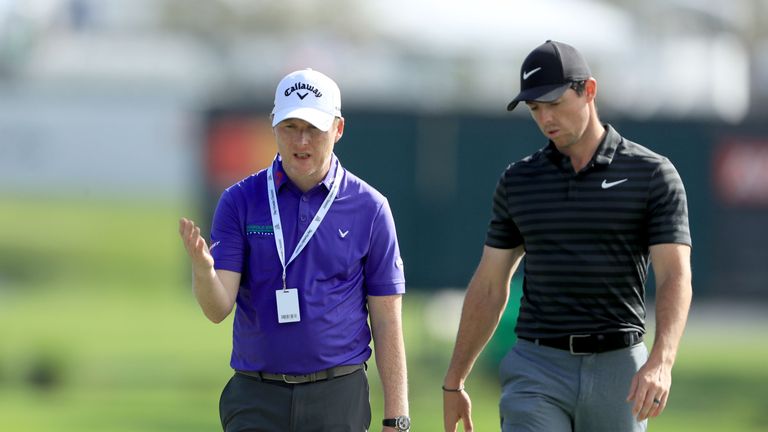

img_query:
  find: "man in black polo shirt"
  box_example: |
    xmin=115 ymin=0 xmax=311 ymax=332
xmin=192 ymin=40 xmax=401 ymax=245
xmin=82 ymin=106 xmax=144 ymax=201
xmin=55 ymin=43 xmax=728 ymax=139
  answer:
xmin=443 ymin=40 xmax=692 ymax=432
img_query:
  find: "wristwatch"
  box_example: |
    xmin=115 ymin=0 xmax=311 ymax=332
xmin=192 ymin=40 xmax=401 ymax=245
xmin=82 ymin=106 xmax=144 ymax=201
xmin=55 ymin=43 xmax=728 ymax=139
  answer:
xmin=382 ymin=415 xmax=410 ymax=431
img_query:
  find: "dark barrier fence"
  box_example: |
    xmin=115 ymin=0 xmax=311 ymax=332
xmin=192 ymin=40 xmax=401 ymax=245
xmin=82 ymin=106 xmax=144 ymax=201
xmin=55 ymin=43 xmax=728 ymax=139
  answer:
xmin=203 ymin=106 xmax=768 ymax=300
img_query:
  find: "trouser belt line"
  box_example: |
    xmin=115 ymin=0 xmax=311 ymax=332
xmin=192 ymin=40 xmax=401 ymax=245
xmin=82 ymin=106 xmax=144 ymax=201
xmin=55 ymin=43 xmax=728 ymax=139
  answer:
xmin=236 ymin=363 xmax=365 ymax=384
xmin=520 ymin=331 xmax=643 ymax=355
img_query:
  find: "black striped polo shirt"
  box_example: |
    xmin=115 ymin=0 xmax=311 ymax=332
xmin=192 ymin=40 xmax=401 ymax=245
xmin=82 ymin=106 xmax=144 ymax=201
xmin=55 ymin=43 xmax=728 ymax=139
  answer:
xmin=486 ymin=124 xmax=691 ymax=339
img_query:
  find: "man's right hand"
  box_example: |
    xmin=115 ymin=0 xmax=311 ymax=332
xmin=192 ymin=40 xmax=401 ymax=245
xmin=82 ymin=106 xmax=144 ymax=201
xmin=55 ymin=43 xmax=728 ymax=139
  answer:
xmin=443 ymin=389 xmax=473 ymax=432
xmin=178 ymin=217 xmax=240 ymax=323
xmin=178 ymin=217 xmax=214 ymax=272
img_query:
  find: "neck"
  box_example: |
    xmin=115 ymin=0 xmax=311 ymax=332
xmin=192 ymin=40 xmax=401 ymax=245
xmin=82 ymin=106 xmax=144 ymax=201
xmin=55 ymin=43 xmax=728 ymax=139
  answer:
xmin=563 ymin=118 xmax=605 ymax=173
xmin=293 ymin=176 xmax=323 ymax=193
xmin=288 ymin=159 xmax=333 ymax=193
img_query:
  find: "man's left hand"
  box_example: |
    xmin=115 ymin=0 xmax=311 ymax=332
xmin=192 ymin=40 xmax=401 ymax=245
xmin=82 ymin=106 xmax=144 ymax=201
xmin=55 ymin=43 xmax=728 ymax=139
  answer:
xmin=627 ymin=359 xmax=671 ymax=421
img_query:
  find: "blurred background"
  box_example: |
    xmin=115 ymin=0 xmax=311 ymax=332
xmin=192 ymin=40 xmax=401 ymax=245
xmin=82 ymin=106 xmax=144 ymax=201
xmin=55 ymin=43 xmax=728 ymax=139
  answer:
xmin=1 ymin=0 xmax=767 ymax=430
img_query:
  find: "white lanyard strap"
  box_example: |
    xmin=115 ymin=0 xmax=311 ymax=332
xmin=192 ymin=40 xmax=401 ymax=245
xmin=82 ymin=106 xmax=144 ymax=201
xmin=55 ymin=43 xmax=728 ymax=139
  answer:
xmin=267 ymin=160 xmax=343 ymax=290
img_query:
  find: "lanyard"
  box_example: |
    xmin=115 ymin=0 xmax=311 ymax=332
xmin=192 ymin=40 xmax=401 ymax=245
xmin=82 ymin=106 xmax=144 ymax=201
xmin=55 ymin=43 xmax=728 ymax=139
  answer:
xmin=267 ymin=160 xmax=342 ymax=291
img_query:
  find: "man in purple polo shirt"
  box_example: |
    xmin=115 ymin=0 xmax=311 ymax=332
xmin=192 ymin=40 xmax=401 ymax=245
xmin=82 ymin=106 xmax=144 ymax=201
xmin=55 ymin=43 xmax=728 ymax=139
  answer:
xmin=179 ymin=69 xmax=410 ymax=432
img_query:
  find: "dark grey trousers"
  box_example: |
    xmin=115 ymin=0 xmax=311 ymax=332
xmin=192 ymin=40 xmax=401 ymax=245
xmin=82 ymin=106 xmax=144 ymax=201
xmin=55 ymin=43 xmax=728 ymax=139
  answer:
xmin=219 ymin=369 xmax=371 ymax=432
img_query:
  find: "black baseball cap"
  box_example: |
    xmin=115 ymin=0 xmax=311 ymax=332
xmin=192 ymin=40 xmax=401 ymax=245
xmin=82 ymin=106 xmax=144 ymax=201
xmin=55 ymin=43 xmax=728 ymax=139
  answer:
xmin=507 ymin=40 xmax=592 ymax=111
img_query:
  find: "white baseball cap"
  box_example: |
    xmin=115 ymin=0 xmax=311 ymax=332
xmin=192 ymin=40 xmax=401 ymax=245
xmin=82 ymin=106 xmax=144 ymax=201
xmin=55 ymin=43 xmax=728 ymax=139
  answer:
xmin=271 ymin=68 xmax=342 ymax=132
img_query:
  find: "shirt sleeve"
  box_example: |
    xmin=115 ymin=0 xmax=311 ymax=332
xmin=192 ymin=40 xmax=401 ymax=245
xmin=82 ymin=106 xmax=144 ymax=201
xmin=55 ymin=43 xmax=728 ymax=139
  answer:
xmin=485 ymin=171 xmax=524 ymax=249
xmin=210 ymin=187 xmax=246 ymax=273
xmin=647 ymin=159 xmax=692 ymax=247
xmin=364 ymin=199 xmax=406 ymax=296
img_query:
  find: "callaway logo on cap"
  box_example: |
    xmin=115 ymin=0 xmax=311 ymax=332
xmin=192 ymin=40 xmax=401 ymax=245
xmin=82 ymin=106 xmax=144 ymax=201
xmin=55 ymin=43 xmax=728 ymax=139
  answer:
xmin=507 ymin=40 xmax=592 ymax=111
xmin=271 ymin=68 xmax=342 ymax=132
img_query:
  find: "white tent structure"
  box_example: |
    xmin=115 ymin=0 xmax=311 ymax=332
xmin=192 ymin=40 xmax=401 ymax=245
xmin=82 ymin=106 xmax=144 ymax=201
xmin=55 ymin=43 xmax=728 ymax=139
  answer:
xmin=362 ymin=0 xmax=634 ymax=56
xmin=0 ymin=0 xmax=755 ymax=118
xmin=357 ymin=0 xmax=749 ymax=121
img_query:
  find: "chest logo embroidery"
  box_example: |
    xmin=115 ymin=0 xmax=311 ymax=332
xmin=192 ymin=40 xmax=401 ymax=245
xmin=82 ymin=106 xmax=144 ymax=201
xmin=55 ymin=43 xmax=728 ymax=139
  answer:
xmin=601 ymin=178 xmax=628 ymax=189
xmin=338 ymin=229 xmax=349 ymax=238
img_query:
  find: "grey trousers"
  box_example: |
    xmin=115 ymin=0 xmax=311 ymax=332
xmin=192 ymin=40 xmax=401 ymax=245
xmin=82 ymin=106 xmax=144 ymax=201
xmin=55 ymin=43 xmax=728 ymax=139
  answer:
xmin=499 ymin=339 xmax=649 ymax=432
xmin=219 ymin=369 xmax=371 ymax=432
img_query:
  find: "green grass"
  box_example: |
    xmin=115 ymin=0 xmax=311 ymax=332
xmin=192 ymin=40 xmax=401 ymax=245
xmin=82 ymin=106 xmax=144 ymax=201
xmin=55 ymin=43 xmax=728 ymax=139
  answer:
xmin=1 ymin=197 xmax=767 ymax=431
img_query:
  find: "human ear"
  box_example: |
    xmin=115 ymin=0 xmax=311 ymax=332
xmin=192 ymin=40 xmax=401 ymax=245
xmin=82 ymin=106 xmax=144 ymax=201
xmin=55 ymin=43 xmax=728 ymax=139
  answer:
xmin=585 ymin=79 xmax=598 ymax=102
xmin=334 ymin=117 xmax=345 ymax=143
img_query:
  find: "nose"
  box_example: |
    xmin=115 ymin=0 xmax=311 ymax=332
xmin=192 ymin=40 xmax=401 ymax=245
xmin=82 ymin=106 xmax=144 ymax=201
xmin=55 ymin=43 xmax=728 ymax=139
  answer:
xmin=537 ymin=106 xmax=554 ymax=124
xmin=297 ymin=128 xmax=312 ymax=146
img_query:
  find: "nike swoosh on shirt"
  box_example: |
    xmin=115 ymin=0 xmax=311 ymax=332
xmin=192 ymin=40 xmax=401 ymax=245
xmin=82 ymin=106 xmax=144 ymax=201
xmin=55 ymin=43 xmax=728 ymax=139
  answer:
xmin=522 ymin=67 xmax=542 ymax=80
xmin=601 ymin=178 xmax=629 ymax=189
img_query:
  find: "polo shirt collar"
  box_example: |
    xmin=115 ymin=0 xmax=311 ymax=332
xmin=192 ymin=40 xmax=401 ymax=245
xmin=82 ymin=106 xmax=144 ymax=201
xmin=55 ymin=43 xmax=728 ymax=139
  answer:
xmin=319 ymin=153 xmax=341 ymax=190
xmin=592 ymin=124 xmax=622 ymax=166
xmin=543 ymin=141 xmax=564 ymax=164
xmin=542 ymin=123 xmax=621 ymax=167
xmin=272 ymin=153 xmax=341 ymax=192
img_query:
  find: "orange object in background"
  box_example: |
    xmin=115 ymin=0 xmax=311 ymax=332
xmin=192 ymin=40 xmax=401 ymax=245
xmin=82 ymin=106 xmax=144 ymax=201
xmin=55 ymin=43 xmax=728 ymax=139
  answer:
xmin=206 ymin=116 xmax=276 ymax=190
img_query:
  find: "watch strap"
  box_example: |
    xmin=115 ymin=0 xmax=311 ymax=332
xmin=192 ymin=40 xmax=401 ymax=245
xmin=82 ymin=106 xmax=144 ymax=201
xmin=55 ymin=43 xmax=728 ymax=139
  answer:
xmin=382 ymin=416 xmax=410 ymax=431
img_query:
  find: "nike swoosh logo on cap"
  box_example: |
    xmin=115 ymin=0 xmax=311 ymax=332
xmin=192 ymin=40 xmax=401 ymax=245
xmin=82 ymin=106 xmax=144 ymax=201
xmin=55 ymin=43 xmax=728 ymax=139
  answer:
xmin=523 ymin=67 xmax=542 ymax=80
xmin=601 ymin=178 xmax=628 ymax=189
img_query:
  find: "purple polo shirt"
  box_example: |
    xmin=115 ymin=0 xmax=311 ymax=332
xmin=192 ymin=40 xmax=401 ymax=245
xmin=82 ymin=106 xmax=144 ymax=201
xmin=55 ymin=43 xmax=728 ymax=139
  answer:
xmin=210 ymin=154 xmax=405 ymax=374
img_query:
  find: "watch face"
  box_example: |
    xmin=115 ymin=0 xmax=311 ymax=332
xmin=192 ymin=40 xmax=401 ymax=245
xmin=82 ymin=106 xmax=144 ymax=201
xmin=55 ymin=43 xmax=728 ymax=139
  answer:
xmin=396 ymin=416 xmax=410 ymax=430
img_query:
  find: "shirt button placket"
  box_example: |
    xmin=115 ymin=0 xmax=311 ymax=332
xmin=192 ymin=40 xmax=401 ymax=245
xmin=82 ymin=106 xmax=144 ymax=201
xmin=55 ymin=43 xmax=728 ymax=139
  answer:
xmin=299 ymin=194 xmax=309 ymax=229
xmin=568 ymin=178 xmax=577 ymax=201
